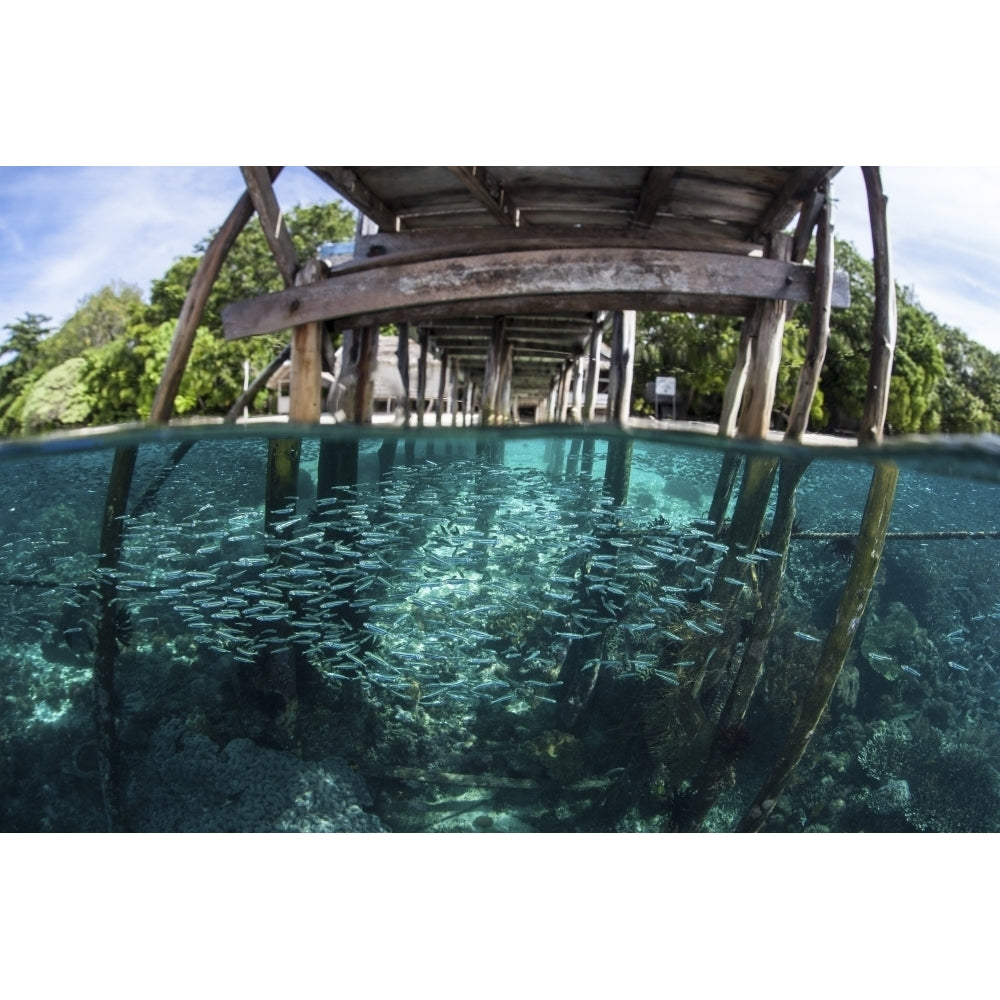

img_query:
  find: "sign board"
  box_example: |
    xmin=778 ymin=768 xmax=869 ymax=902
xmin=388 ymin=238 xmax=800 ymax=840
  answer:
xmin=655 ymin=376 xmax=677 ymax=398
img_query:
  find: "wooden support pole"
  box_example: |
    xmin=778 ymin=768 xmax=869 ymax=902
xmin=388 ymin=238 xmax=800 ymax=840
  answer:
xmin=738 ymin=233 xmax=792 ymax=439
xmin=417 ymin=329 xmax=429 ymax=428
xmin=717 ymin=317 xmax=753 ymax=439
xmin=93 ymin=445 xmax=138 ymax=830
xmin=397 ymin=322 xmax=411 ymax=426
xmin=859 ymin=167 xmax=897 ymax=445
xmin=435 ymin=350 xmax=448 ymax=427
xmin=570 ymin=356 xmax=585 ymax=422
xmin=786 ymin=182 xmax=834 ymax=442
xmin=680 ymin=456 xmax=810 ymax=831
xmin=497 ymin=338 xmax=514 ymax=424
xmin=240 ymin=165 xmax=299 ymax=288
xmin=288 ymin=259 xmax=327 ymax=424
xmin=150 ymin=166 xmax=281 ymax=423
xmin=583 ymin=318 xmax=602 ymax=421
xmin=464 ymin=380 xmax=473 ymax=427
xmin=481 ymin=317 xmax=506 ymax=425
xmin=354 ymin=327 xmax=379 ymax=423
xmin=738 ymin=461 xmax=899 ymax=831
xmin=606 ymin=310 xmax=636 ymax=425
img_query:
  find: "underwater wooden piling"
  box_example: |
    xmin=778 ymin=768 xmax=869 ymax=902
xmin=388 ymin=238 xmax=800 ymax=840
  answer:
xmin=93 ymin=445 xmax=138 ymax=831
xmin=738 ymin=460 xmax=899 ymax=831
xmin=680 ymin=456 xmax=810 ymax=830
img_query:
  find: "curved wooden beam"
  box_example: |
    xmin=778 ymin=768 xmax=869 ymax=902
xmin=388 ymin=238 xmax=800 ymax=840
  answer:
xmin=150 ymin=166 xmax=282 ymax=423
xmin=223 ymin=247 xmax=848 ymax=340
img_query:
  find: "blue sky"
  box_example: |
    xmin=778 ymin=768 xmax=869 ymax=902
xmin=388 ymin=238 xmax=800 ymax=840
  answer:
xmin=2 ymin=166 xmax=999 ymax=352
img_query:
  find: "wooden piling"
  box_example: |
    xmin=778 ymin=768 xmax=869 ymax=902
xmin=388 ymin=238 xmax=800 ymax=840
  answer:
xmin=859 ymin=167 xmax=897 ymax=446
xmin=738 ymin=460 xmax=899 ymax=831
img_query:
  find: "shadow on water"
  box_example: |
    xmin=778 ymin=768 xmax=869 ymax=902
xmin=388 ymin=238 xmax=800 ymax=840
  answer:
xmin=4 ymin=423 xmax=1000 ymax=832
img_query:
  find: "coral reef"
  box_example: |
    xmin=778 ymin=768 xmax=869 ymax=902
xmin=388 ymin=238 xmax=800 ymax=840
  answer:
xmin=858 ymin=721 xmax=1000 ymax=832
xmin=128 ymin=717 xmax=386 ymax=832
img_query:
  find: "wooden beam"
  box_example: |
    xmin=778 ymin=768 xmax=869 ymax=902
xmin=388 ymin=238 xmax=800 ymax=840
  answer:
xmin=354 ymin=222 xmax=761 ymax=262
xmin=631 ymin=166 xmax=678 ymax=228
xmin=447 ymin=167 xmax=519 ymax=226
xmin=749 ymin=167 xmax=839 ymax=242
xmin=223 ymin=247 xmax=847 ymax=340
xmin=150 ymin=166 xmax=282 ymax=423
xmin=240 ymin=166 xmax=299 ymax=287
xmin=307 ymin=166 xmax=400 ymax=232
xmin=859 ymin=166 xmax=897 ymax=445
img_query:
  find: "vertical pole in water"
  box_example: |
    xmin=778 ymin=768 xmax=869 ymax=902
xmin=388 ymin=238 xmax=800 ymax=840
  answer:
xmin=93 ymin=445 xmax=138 ymax=831
xmin=859 ymin=166 xmax=897 ymax=446
xmin=267 ymin=261 xmax=325 ymax=527
xmin=738 ymin=460 xmax=899 ymax=831
xmin=397 ymin=322 xmax=411 ymax=428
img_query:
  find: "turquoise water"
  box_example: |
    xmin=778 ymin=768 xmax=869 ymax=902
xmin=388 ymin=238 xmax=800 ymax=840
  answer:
xmin=2 ymin=423 xmax=1000 ymax=832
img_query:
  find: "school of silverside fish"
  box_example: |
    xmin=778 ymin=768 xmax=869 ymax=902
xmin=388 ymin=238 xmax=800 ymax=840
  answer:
xmin=3 ymin=428 xmax=1000 ymax=832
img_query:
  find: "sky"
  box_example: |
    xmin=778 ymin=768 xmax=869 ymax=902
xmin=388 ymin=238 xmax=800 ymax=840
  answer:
xmin=2 ymin=165 xmax=999 ymax=353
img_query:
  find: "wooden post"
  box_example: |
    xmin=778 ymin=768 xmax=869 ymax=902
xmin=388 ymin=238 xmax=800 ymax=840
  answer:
xmin=786 ymin=182 xmax=834 ymax=442
xmin=738 ymin=461 xmax=900 ymax=831
xmin=718 ymin=317 xmax=753 ymax=438
xmin=93 ymin=445 xmax=138 ymax=830
xmin=288 ymin=259 xmax=327 ymax=423
xmin=583 ymin=316 xmax=602 ymax=422
xmin=435 ymin=350 xmax=448 ymax=426
xmin=859 ymin=166 xmax=897 ymax=445
xmin=738 ymin=233 xmax=792 ymax=439
xmin=497 ymin=338 xmax=514 ymax=424
xmin=417 ymin=329 xmax=429 ymax=428
xmin=570 ymin=356 xmax=585 ymax=422
xmin=606 ymin=310 xmax=636 ymax=425
xmin=481 ymin=317 xmax=505 ymax=424
xmin=397 ymin=322 xmax=411 ymax=427
xmin=680 ymin=455 xmax=810 ymax=831
xmin=464 ymin=380 xmax=473 ymax=427
xmin=150 ymin=167 xmax=281 ymax=423
xmin=354 ymin=327 xmax=379 ymax=423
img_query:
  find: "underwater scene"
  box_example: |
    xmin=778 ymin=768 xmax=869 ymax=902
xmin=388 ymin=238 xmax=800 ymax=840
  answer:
xmin=2 ymin=423 xmax=1000 ymax=833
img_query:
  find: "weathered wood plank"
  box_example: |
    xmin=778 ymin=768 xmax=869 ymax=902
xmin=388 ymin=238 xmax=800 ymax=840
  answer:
xmin=447 ymin=167 xmax=519 ymax=226
xmin=749 ymin=167 xmax=840 ymax=242
xmin=354 ymin=221 xmax=760 ymax=261
xmin=307 ymin=166 xmax=400 ymax=232
xmin=240 ymin=166 xmax=299 ymax=287
xmin=223 ymin=248 xmax=848 ymax=340
xmin=631 ymin=166 xmax=678 ymax=228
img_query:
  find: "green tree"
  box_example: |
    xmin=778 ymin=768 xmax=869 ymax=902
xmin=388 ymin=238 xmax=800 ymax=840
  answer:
xmin=19 ymin=357 xmax=94 ymax=432
xmin=0 ymin=313 xmax=53 ymax=433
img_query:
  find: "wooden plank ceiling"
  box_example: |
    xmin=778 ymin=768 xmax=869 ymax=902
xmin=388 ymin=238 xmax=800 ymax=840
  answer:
xmin=228 ymin=166 xmax=843 ymax=398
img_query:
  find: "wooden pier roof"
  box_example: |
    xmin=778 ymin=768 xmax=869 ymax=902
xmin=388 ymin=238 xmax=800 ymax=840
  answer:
xmin=220 ymin=167 xmax=847 ymax=401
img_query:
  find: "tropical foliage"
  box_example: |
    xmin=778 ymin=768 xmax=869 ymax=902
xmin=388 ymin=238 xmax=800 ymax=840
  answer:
xmin=0 ymin=201 xmax=355 ymax=434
